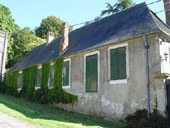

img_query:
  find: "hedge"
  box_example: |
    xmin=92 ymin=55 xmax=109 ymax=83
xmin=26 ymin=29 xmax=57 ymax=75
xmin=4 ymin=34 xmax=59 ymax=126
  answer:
xmin=1 ymin=58 xmax=77 ymax=104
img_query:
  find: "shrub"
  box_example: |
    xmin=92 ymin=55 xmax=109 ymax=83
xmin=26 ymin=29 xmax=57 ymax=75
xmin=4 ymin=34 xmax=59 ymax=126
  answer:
xmin=125 ymin=109 xmax=170 ymax=128
xmin=1 ymin=58 xmax=78 ymax=104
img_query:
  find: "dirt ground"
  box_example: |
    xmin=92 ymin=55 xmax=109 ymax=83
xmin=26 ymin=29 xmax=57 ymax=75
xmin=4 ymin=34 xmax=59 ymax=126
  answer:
xmin=0 ymin=112 xmax=43 ymax=128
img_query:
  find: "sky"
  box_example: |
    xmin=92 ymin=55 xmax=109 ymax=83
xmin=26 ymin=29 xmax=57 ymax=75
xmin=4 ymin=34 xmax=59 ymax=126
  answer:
xmin=0 ymin=0 xmax=166 ymax=30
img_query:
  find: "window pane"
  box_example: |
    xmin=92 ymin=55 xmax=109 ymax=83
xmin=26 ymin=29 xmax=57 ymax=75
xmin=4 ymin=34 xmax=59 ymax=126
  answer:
xmin=86 ymin=54 xmax=98 ymax=92
xmin=63 ymin=61 xmax=69 ymax=86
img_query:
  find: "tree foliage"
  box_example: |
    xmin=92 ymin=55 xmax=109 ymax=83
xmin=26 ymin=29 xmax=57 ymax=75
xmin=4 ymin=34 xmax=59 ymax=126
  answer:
xmin=35 ymin=16 xmax=64 ymax=39
xmin=101 ymin=0 xmax=135 ymax=16
xmin=7 ymin=27 xmax=45 ymax=68
xmin=0 ymin=4 xmax=15 ymax=34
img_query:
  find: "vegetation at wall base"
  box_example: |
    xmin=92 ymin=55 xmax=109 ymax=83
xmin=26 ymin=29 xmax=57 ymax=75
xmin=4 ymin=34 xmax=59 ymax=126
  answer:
xmin=1 ymin=58 xmax=77 ymax=105
xmin=1 ymin=70 xmax=19 ymax=96
xmin=0 ymin=94 xmax=124 ymax=128
xmin=125 ymin=109 xmax=170 ymax=128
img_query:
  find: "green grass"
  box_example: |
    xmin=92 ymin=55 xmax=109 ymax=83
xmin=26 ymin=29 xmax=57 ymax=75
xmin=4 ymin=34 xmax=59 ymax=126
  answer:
xmin=0 ymin=93 xmax=125 ymax=128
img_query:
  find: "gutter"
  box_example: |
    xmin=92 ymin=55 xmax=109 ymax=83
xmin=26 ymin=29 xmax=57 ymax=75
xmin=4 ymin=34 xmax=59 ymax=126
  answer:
xmin=144 ymin=35 xmax=151 ymax=119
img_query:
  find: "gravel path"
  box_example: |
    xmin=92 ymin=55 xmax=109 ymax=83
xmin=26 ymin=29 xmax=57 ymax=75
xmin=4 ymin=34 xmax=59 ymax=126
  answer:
xmin=0 ymin=112 xmax=43 ymax=128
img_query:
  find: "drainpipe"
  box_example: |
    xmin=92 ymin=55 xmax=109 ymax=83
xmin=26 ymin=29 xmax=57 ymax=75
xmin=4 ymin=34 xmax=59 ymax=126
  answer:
xmin=144 ymin=35 xmax=151 ymax=119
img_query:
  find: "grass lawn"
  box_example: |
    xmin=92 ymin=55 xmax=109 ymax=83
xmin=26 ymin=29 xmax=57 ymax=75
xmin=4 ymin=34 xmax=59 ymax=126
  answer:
xmin=0 ymin=94 xmax=125 ymax=128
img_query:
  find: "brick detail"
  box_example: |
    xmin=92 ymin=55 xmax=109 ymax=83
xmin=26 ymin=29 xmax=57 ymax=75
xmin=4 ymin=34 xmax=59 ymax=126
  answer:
xmin=163 ymin=0 xmax=170 ymax=25
xmin=59 ymin=22 xmax=69 ymax=55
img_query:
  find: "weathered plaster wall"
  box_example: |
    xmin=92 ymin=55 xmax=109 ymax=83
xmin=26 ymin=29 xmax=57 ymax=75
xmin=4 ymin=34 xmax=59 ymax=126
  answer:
xmin=56 ymin=35 xmax=167 ymax=120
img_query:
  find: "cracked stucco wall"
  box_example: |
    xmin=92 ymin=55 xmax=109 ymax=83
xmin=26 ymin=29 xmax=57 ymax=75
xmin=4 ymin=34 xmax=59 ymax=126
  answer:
xmin=55 ymin=35 xmax=167 ymax=120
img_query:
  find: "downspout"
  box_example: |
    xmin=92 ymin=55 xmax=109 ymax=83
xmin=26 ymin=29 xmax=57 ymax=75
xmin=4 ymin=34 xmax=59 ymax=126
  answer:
xmin=144 ymin=35 xmax=151 ymax=119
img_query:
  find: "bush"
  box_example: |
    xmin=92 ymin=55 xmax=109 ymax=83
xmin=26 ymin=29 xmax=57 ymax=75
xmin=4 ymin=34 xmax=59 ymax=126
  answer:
xmin=1 ymin=58 xmax=78 ymax=105
xmin=125 ymin=109 xmax=170 ymax=128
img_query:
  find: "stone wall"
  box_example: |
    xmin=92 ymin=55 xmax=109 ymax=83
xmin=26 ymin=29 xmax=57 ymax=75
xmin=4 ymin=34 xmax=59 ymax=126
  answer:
xmin=55 ymin=35 xmax=168 ymax=120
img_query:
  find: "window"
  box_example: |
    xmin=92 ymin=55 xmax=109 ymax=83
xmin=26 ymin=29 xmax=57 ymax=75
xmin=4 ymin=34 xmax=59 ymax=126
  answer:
xmin=85 ymin=51 xmax=99 ymax=92
xmin=49 ymin=63 xmax=54 ymax=88
xmin=109 ymin=44 xmax=127 ymax=84
xmin=62 ymin=59 xmax=71 ymax=88
xmin=17 ymin=71 xmax=22 ymax=90
xmin=35 ymin=65 xmax=42 ymax=89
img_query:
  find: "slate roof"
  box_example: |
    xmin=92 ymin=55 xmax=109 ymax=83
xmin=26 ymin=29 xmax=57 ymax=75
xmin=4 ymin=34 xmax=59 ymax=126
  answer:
xmin=8 ymin=2 xmax=170 ymax=73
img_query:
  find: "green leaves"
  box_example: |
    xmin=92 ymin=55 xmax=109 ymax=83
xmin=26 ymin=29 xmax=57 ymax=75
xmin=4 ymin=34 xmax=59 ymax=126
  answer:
xmin=100 ymin=0 xmax=135 ymax=16
xmin=6 ymin=28 xmax=45 ymax=68
xmin=0 ymin=4 xmax=15 ymax=34
xmin=2 ymin=58 xmax=77 ymax=104
xmin=35 ymin=16 xmax=64 ymax=39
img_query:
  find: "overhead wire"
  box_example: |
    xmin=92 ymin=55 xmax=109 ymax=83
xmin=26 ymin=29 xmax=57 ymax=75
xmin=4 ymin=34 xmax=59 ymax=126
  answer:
xmin=68 ymin=0 xmax=164 ymax=28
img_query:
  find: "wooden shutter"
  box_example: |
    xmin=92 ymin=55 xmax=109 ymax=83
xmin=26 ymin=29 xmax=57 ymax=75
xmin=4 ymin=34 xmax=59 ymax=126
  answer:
xmin=118 ymin=47 xmax=126 ymax=79
xmin=49 ymin=65 xmax=54 ymax=87
xmin=17 ymin=73 xmax=22 ymax=88
xmin=110 ymin=47 xmax=126 ymax=80
xmin=36 ymin=68 xmax=41 ymax=87
xmin=63 ymin=61 xmax=69 ymax=86
xmin=86 ymin=54 xmax=98 ymax=92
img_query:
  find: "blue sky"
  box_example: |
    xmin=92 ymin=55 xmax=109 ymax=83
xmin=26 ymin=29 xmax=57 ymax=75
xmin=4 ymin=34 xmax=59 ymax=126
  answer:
xmin=0 ymin=0 xmax=165 ymax=30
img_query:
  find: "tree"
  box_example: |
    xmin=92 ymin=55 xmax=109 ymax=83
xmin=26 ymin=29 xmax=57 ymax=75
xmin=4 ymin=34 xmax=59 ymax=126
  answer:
xmin=0 ymin=4 xmax=15 ymax=34
xmin=100 ymin=0 xmax=135 ymax=17
xmin=35 ymin=16 xmax=64 ymax=39
xmin=0 ymin=3 xmax=15 ymax=69
xmin=7 ymin=27 xmax=45 ymax=68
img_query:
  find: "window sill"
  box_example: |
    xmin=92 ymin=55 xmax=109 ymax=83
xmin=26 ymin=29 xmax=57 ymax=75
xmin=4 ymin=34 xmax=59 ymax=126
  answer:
xmin=109 ymin=79 xmax=127 ymax=84
xmin=48 ymin=87 xmax=53 ymax=89
xmin=17 ymin=88 xmax=22 ymax=92
xmin=35 ymin=87 xmax=40 ymax=90
xmin=62 ymin=85 xmax=70 ymax=89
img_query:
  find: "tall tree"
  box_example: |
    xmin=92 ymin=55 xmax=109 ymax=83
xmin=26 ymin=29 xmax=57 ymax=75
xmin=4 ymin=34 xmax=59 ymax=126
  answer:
xmin=7 ymin=27 xmax=45 ymax=68
xmin=35 ymin=16 xmax=64 ymax=39
xmin=100 ymin=0 xmax=135 ymax=16
xmin=0 ymin=4 xmax=15 ymax=34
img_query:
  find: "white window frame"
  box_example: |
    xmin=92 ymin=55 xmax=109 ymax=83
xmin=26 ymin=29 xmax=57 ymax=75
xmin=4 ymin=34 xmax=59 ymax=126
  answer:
xmin=48 ymin=62 xmax=54 ymax=89
xmin=35 ymin=65 xmax=42 ymax=90
xmin=108 ymin=43 xmax=129 ymax=84
xmin=17 ymin=70 xmax=22 ymax=92
xmin=62 ymin=58 xmax=71 ymax=89
xmin=84 ymin=51 xmax=100 ymax=92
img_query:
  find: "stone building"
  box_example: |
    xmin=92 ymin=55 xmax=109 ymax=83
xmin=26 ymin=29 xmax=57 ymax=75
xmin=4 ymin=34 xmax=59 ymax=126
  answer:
xmin=6 ymin=2 xmax=170 ymax=120
xmin=0 ymin=31 xmax=8 ymax=83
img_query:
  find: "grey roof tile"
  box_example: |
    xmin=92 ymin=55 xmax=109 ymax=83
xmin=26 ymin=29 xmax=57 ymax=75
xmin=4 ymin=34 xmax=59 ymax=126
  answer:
xmin=8 ymin=2 xmax=170 ymax=72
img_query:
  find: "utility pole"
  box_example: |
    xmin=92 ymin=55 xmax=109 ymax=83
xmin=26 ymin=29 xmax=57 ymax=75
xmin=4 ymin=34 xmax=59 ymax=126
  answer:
xmin=0 ymin=31 xmax=8 ymax=85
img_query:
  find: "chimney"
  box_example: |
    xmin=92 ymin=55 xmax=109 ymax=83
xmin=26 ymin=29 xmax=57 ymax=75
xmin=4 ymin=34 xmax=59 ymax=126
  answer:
xmin=163 ymin=0 xmax=170 ymax=25
xmin=47 ymin=31 xmax=54 ymax=44
xmin=59 ymin=22 xmax=69 ymax=55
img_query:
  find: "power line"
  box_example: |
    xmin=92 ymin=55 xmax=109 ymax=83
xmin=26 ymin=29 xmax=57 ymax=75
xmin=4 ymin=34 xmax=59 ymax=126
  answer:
xmin=155 ymin=9 xmax=170 ymax=14
xmin=69 ymin=0 xmax=163 ymax=28
xmin=146 ymin=0 xmax=161 ymax=6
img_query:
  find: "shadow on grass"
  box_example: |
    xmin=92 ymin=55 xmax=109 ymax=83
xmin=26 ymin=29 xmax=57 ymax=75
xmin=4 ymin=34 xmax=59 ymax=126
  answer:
xmin=0 ymin=94 xmax=125 ymax=128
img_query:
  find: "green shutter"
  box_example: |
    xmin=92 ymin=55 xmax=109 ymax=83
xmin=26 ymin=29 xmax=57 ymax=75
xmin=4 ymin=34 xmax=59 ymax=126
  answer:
xmin=86 ymin=56 xmax=91 ymax=91
xmin=49 ymin=65 xmax=54 ymax=87
xmin=110 ymin=47 xmax=126 ymax=80
xmin=118 ymin=47 xmax=126 ymax=79
xmin=36 ymin=68 xmax=41 ymax=87
xmin=63 ymin=61 xmax=69 ymax=86
xmin=110 ymin=48 xmax=119 ymax=80
xmin=86 ymin=54 xmax=98 ymax=92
